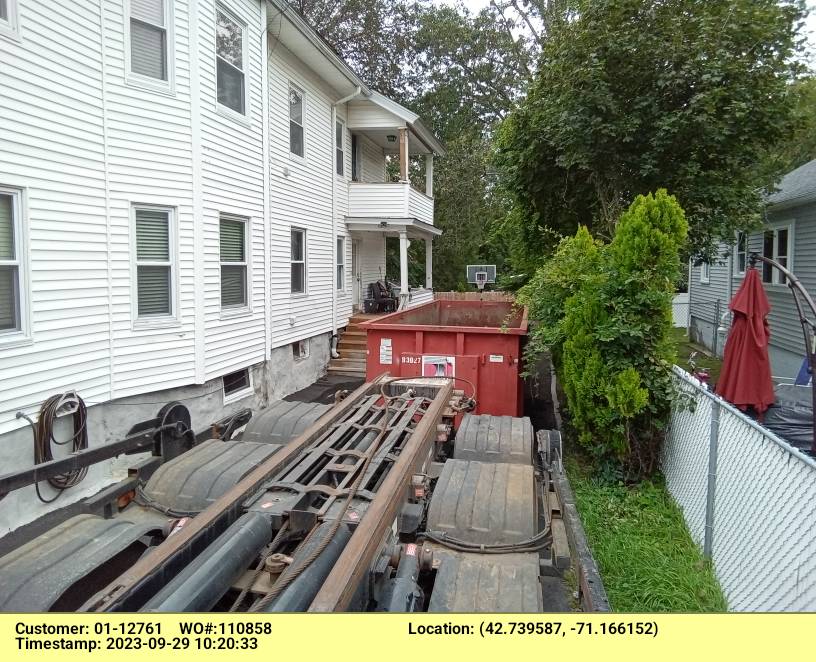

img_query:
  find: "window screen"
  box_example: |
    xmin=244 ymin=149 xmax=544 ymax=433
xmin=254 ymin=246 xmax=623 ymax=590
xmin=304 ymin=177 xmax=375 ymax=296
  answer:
xmin=135 ymin=208 xmax=172 ymax=316
xmin=291 ymin=228 xmax=305 ymax=294
xmin=220 ymin=215 xmax=247 ymax=308
xmin=130 ymin=0 xmax=167 ymax=81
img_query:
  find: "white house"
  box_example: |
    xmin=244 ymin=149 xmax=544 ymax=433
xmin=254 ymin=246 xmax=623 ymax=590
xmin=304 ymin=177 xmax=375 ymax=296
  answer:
xmin=0 ymin=0 xmax=444 ymax=533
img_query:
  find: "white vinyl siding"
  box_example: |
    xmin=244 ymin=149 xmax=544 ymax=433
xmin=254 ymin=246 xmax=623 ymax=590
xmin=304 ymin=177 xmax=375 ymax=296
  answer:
xmin=0 ymin=188 xmax=24 ymax=336
xmin=289 ymin=84 xmax=305 ymax=157
xmin=134 ymin=206 xmax=174 ymax=319
xmin=336 ymin=236 xmax=344 ymax=290
xmin=291 ymin=227 xmax=306 ymax=294
xmin=127 ymin=0 xmax=172 ymax=89
xmin=219 ymin=214 xmax=247 ymax=309
xmin=215 ymin=5 xmax=246 ymax=116
xmin=0 ymin=0 xmax=19 ymax=40
xmin=762 ymin=223 xmax=793 ymax=285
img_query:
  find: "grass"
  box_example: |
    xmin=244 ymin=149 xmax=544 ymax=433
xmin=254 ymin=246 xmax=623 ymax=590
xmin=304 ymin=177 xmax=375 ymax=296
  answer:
xmin=567 ymin=456 xmax=727 ymax=612
xmin=669 ymin=326 xmax=723 ymax=385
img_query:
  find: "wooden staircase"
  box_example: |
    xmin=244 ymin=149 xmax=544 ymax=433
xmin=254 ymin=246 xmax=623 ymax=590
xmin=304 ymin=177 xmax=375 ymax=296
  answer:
xmin=327 ymin=314 xmax=378 ymax=377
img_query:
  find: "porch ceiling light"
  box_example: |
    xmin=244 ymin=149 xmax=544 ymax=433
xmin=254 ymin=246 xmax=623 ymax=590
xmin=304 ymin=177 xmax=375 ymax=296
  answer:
xmin=386 ymin=134 xmax=397 ymax=143
xmin=379 ymin=221 xmax=388 ymax=228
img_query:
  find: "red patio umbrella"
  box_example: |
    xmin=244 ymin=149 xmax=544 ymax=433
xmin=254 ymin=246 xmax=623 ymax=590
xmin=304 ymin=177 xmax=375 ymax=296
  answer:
xmin=715 ymin=267 xmax=775 ymax=415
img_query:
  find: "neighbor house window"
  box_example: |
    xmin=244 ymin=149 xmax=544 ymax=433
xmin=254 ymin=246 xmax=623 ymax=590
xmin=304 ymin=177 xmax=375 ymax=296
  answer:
xmin=0 ymin=0 xmax=20 ymax=39
xmin=0 ymin=187 xmax=23 ymax=334
xmin=735 ymin=231 xmax=748 ymax=275
xmin=216 ymin=6 xmax=246 ymax=115
xmin=223 ymin=367 xmax=252 ymax=402
xmin=134 ymin=206 xmax=174 ymax=318
xmin=336 ymin=237 xmax=345 ymax=290
xmin=290 ymin=227 xmax=306 ymax=294
xmin=700 ymin=262 xmax=710 ymax=284
xmin=335 ymin=120 xmax=345 ymax=176
xmin=129 ymin=0 xmax=169 ymax=81
xmin=219 ymin=214 xmax=248 ymax=308
xmin=289 ymin=85 xmax=305 ymax=156
xmin=762 ymin=224 xmax=793 ymax=285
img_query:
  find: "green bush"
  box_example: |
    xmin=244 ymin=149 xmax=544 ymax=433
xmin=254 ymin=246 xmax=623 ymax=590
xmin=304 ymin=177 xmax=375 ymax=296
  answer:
xmin=524 ymin=190 xmax=687 ymax=478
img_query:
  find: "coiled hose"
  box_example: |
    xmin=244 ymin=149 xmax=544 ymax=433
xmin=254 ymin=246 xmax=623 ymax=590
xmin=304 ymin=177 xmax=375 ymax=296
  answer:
xmin=33 ymin=392 xmax=89 ymax=502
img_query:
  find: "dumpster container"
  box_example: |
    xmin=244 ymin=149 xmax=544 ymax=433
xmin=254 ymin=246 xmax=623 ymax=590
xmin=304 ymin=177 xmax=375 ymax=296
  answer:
xmin=359 ymin=300 xmax=528 ymax=416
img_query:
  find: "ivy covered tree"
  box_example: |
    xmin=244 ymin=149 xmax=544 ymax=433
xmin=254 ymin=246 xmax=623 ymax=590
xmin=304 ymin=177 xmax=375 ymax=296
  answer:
xmin=496 ymin=0 xmax=807 ymax=268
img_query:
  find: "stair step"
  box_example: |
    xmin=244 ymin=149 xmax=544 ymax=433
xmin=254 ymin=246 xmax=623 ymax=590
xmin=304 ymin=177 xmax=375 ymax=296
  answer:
xmin=338 ymin=350 xmax=366 ymax=360
xmin=338 ymin=338 xmax=367 ymax=348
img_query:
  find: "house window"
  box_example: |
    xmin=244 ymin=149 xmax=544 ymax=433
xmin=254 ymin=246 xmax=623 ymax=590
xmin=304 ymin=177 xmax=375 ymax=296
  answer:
xmin=134 ymin=206 xmax=174 ymax=318
xmin=351 ymin=134 xmax=360 ymax=182
xmin=129 ymin=0 xmax=169 ymax=81
xmin=0 ymin=0 xmax=20 ymax=39
xmin=219 ymin=214 xmax=247 ymax=308
xmin=216 ymin=6 xmax=246 ymax=115
xmin=0 ymin=187 xmax=23 ymax=335
xmin=700 ymin=262 xmax=710 ymax=284
xmin=336 ymin=237 xmax=345 ymax=290
xmin=735 ymin=231 xmax=748 ymax=275
xmin=289 ymin=85 xmax=305 ymax=157
xmin=223 ymin=367 xmax=252 ymax=402
xmin=762 ymin=224 xmax=793 ymax=285
xmin=336 ymin=120 xmax=345 ymax=176
xmin=291 ymin=227 xmax=306 ymax=294
xmin=293 ymin=339 xmax=309 ymax=360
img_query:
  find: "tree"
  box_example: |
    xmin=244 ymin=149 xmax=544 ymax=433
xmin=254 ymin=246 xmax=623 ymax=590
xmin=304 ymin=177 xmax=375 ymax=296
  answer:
xmin=546 ymin=191 xmax=688 ymax=478
xmin=765 ymin=75 xmax=816 ymax=174
xmin=496 ymin=0 xmax=808 ymax=268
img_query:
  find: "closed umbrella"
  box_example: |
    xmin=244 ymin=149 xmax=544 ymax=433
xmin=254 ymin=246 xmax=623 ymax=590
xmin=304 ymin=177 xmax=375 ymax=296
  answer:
xmin=715 ymin=267 xmax=775 ymax=415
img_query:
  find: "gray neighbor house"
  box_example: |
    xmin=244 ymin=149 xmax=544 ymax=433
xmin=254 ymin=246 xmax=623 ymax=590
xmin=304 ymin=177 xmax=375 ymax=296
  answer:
xmin=688 ymin=158 xmax=816 ymax=380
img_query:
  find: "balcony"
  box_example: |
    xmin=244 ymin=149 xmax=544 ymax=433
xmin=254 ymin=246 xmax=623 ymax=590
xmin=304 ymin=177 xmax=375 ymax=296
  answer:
xmin=347 ymin=182 xmax=434 ymax=226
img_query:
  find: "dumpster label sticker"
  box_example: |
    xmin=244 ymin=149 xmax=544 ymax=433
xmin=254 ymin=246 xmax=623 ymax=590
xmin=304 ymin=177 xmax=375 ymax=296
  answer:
xmin=489 ymin=354 xmax=504 ymax=363
xmin=379 ymin=338 xmax=392 ymax=364
xmin=422 ymin=355 xmax=456 ymax=377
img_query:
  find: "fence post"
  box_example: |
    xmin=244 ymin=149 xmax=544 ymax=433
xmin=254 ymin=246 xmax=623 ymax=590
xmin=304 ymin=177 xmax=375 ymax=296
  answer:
xmin=713 ymin=299 xmax=721 ymax=356
xmin=703 ymin=400 xmax=720 ymax=559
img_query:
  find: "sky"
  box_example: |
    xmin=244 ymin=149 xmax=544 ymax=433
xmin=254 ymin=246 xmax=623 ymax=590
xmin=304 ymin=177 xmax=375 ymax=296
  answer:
xmin=434 ymin=0 xmax=816 ymax=66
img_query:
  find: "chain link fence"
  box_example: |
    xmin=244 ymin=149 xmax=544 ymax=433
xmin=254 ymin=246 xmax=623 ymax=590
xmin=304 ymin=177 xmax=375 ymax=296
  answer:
xmin=662 ymin=366 xmax=816 ymax=611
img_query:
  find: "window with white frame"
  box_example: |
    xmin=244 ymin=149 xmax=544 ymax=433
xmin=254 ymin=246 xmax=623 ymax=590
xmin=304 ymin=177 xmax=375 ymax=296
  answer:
xmin=762 ymin=224 xmax=793 ymax=285
xmin=735 ymin=231 xmax=748 ymax=275
xmin=0 ymin=187 xmax=23 ymax=334
xmin=289 ymin=85 xmax=305 ymax=157
xmin=0 ymin=0 xmax=20 ymax=39
xmin=336 ymin=237 xmax=345 ymax=290
xmin=134 ymin=206 xmax=174 ymax=319
xmin=335 ymin=120 xmax=345 ymax=176
xmin=219 ymin=214 xmax=248 ymax=308
xmin=291 ymin=228 xmax=306 ymax=294
xmin=216 ymin=6 xmax=246 ymax=115
xmin=700 ymin=261 xmax=710 ymax=284
xmin=223 ymin=367 xmax=252 ymax=402
xmin=128 ymin=0 xmax=169 ymax=82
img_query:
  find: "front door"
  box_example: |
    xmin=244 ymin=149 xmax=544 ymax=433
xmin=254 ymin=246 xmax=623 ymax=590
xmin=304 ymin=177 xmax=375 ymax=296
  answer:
xmin=352 ymin=239 xmax=361 ymax=310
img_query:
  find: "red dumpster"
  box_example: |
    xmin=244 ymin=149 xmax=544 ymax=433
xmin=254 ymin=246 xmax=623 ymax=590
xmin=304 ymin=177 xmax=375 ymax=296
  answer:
xmin=359 ymin=300 xmax=528 ymax=416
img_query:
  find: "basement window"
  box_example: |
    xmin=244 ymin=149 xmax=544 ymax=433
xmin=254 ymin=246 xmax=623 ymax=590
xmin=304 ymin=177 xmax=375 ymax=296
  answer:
xmin=223 ymin=368 xmax=252 ymax=403
xmin=293 ymin=339 xmax=309 ymax=361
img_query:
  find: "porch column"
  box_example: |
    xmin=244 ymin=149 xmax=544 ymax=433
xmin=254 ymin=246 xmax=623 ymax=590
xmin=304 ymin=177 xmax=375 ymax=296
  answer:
xmin=425 ymin=238 xmax=433 ymax=289
xmin=399 ymin=230 xmax=410 ymax=308
xmin=425 ymin=154 xmax=434 ymax=197
xmin=399 ymin=127 xmax=409 ymax=182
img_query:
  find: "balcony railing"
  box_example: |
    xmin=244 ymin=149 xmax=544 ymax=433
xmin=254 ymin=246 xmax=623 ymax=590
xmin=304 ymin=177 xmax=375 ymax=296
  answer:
xmin=348 ymin=182 xmax=434 ymax=226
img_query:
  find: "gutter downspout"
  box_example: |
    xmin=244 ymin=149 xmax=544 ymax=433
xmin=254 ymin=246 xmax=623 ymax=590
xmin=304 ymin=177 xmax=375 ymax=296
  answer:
xmin=331 ymin=87 xmax=362 ymax=359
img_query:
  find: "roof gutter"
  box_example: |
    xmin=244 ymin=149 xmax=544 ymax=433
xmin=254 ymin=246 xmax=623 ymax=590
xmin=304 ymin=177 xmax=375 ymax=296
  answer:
xmin=266 ymin=0 xmax=370 ymax=96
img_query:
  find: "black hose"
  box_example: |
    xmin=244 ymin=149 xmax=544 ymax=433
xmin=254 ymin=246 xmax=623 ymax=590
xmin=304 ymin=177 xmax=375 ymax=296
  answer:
xmin=421 ymin=527 xmax=553 ymax=554
xmin=33 ymin=393 xmax=89 ymax=502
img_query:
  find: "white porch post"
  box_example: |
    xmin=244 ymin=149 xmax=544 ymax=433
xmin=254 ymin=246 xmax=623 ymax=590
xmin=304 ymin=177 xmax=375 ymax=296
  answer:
xmin=425 ymin=154 xmax=434 ymax=197
xmin=399 ymin=127 xmax=409 ymax=183
xmin=399 ymin=229 xmax=410 ymax=308
xmin=425 ymin=238 xmax=433 ymax=289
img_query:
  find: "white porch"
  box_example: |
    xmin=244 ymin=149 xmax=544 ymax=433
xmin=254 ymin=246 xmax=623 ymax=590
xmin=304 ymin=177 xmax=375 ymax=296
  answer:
xmin=348 ymin=218 xmax=440 ymax=312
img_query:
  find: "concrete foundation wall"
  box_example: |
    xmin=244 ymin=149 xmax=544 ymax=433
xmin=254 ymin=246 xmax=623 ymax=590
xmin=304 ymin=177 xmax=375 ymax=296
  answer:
xmin=0 ymin=332 xmax=331 ymax=536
